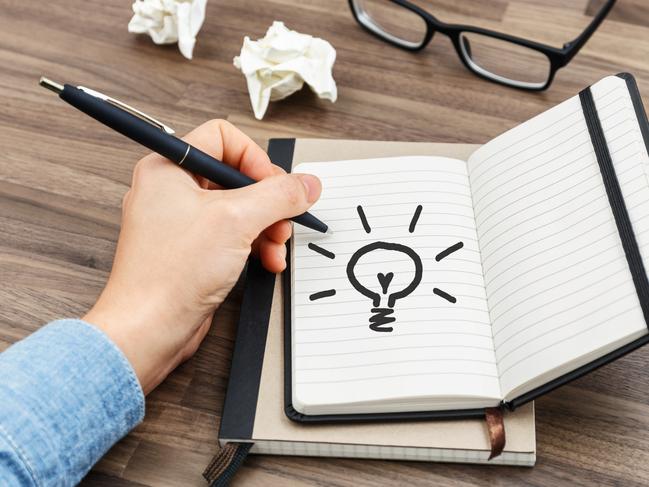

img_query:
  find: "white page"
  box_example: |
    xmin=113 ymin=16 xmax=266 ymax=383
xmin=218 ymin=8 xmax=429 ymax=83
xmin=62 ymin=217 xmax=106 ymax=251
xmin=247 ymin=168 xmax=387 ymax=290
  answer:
xmin=291 ymin=156 xmax=501 ymax=415
xmin=467 ymin=76 xmax=649 ymax=399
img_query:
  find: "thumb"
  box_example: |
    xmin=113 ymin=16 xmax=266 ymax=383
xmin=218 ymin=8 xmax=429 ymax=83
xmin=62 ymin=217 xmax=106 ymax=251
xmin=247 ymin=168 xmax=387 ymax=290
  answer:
xmin=224 ymin=173 xmax=322 ymax=237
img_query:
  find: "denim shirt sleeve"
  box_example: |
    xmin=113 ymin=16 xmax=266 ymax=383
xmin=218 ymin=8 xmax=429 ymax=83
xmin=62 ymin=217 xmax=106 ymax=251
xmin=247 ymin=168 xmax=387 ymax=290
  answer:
xmin=0 ymin=319 xmax=145 ymax=486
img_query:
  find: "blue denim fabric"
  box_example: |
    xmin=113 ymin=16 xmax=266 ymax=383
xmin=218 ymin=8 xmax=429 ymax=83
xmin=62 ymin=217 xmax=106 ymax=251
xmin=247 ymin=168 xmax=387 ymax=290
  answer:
xmin=0 ymin=319 xmax=145 ymax=486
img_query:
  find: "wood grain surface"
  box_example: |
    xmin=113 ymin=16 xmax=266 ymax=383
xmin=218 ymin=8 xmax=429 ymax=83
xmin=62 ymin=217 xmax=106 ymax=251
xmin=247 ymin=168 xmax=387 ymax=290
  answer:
xmin=1 ymin=0 xmax=649 ymax=485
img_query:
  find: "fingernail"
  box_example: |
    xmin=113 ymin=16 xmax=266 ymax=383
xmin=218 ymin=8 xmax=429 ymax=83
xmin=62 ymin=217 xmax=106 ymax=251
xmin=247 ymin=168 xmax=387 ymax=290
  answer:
xmin=285 ymin=220 xmax=294 ymax=237
xmin=298 ymin=174 xmax=321 ymax=203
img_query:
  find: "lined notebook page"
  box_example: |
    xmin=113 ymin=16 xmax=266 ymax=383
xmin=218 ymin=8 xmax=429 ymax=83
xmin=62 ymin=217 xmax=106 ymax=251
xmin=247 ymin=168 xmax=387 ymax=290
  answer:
xmin=468 ymin=76 xmax=649 ymax=400
xmin=291 ymin=157 xmax=501 ymax=414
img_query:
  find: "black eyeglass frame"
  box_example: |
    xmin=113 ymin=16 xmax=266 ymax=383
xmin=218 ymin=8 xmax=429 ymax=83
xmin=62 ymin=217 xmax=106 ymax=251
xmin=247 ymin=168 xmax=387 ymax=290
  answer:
xmin=349 ymin=0 xmax=616 ymax=91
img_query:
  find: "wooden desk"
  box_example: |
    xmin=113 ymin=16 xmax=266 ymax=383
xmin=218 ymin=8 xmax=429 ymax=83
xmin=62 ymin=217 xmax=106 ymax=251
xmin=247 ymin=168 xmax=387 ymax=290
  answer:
xmin=1 ymin=0 xmax=649 ymax=485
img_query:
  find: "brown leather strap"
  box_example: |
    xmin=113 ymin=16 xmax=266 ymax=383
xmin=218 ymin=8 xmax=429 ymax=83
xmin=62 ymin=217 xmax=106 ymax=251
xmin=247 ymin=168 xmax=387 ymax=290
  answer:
xmin=485 ymin=407 xmax=506 ymax=460
xmin=203 ymin=442 xmax=253 ymax=486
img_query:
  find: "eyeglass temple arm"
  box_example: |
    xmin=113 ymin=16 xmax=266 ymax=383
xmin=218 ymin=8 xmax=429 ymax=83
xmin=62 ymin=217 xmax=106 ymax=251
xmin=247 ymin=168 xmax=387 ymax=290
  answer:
xmin=561 ymin=0 xmax=616 ymax=64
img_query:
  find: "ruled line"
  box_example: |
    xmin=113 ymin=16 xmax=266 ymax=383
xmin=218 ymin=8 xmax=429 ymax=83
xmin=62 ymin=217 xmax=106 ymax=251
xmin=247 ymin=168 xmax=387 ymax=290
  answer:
xmin=327 ymin=179 xmax=470 ymax=191
xmin=469 ymin=85 xmax=621 ymax=179
xmin=295 ymin=331 xmax=493 ymax=345
xmin=298 ymin=357 xmax=496 ymax=371
xmin=294 ymin=245 xmax=480 ymax=259
xmin=482 ymin=175 xmax=643 ymax=281
xmin=294 ymin=306 xmax=490 ymax=320
xmin=484 ymin=191 xmax=647 ymax=294
xmin=292 ymin=318 xmax=492 ymax=331
xmin=297 ymin=371 xmax=498 ymax=385
xmin=480 ymin=184 xmax=608 ymax=254
xmin=296 ymin=234 xmax=478 ymax=248
xmin=494 ymin=277 xmax=634 ymax=356
xmin=295 ymin=344 xmax=495 ymax=358
xmin=320 ymin=210 xmax=475 ymax=223
xmin=316 ymin=167 xmax=468 ymax=180
xmin=479 ymin=149 xmax=639 ymax=269
xmin=329 ymin=222 xmax=479 ymax=235
xmin=472 ymin=111 xmax=632 ymax=206
xmin=312 ymin=199 xmax=474 ymax=212
xmin=293 ymin=281 xmax=486 ymax=296
xmin=293 ymin=267 xmax=485 ymax=283
xmin=295 ymin=255 xmax=479 ymax=270
xmin=498 ymin=307 xmax=637 ymax=376
xmin=475 ymin=131 xmax=637 ymax=224
xmin=487 ymin=214 xmax=649 ymax=323
xmin=294 ymin=269 xmax=484 ymax=284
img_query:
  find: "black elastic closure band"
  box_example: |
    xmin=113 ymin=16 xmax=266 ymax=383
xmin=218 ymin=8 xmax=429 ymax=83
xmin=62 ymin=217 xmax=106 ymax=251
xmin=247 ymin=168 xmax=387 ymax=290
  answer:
xmin=579 ymin=87 xmax=649 ymax=328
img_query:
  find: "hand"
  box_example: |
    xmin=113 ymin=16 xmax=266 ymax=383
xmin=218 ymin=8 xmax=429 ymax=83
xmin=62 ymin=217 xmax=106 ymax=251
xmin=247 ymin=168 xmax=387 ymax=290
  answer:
xmin=83 ymin=120 xmax=321 ymax=394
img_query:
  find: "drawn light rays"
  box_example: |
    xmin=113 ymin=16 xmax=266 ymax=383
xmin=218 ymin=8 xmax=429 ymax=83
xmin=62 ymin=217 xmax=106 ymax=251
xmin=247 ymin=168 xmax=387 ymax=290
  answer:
xmin=308 ymin=243 xmax=335 ymax=260
xmin=306 ymin=205 xmax=464 ymax=308
xmin=432 ymin=241 xmax=464 ymax=303
xmin=409 ymin=205 xmax=423 ymax=233
xmin=307 ymin=243 xmax=337 ymax=301
xmin=356 ymin=205 xmax=371 ymax=233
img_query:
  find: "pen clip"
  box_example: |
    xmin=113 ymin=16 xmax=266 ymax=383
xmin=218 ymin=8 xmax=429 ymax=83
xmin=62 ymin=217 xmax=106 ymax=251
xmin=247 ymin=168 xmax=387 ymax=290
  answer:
xmin=78 ymin=86 xmax=175 ymax=135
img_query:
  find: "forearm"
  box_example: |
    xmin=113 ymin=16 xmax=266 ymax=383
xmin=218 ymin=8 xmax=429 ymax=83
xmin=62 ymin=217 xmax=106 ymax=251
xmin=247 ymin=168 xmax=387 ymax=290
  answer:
xmin=0 ymin=319 xmax=144 ymax=486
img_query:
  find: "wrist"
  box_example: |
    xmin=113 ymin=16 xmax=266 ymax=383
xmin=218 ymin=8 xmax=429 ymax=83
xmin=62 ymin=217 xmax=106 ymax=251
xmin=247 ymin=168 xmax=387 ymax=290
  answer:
xmin=83 ymin=288 xmax=176 ymax=395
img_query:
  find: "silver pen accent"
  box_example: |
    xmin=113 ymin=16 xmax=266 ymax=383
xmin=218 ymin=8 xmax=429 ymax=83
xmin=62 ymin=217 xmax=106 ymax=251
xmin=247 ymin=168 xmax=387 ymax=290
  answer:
xmin=39 ymin=77 xmax=174 ymax=135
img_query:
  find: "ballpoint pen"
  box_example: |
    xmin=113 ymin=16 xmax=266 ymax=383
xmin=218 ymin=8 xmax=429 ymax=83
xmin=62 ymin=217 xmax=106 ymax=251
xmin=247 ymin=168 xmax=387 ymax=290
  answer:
xmin=38 ymin=77 xmax=330 ymax=234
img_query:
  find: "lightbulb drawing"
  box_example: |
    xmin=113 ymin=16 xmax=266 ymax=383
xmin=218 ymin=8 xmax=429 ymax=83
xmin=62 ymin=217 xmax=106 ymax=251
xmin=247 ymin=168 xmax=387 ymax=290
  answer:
xmin=346 ymin=241 xmax=422 ymax=332
xmin=306 ymin=204 xmax=464 ymax=333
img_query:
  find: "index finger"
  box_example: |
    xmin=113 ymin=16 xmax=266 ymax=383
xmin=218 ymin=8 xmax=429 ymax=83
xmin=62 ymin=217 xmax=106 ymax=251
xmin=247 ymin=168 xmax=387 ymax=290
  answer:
xmin=181 ymin=119 xmax=284 ymax=182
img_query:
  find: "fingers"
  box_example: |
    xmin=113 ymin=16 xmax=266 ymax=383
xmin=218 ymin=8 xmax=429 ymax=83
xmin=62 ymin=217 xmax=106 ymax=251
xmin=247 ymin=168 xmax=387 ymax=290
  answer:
xmin=222 ymin=172 xmax=321 ymax=239
xmin=132 ymin=119 xmax=281 ymax=188
xmin=251 ymin=221 xmax=291 ymax=270
xmin=265 ymin=220 xmax=293 ymax=244
xmin=252 ymin=221 xmax=292 ymax=272
xmin=182 ymin=119 xmax=281 ymax=181
xmin=258 ymin=235 xmax=288 ymax=273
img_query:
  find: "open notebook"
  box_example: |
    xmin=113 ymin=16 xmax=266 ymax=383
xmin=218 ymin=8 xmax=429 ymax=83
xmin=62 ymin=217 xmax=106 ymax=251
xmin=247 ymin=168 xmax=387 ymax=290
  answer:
xmin=288 ymin=73 xmax=649 ymax=419
xmin=215 ymin=140 xmax=536 ymax=472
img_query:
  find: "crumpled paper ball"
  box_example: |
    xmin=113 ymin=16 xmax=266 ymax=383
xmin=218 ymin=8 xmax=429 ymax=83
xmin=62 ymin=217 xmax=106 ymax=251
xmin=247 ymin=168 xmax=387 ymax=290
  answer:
xmin=233 ymin=21 xmax=338 ymax=120
xmin=128 ymin=0 xmax=207 ymax=60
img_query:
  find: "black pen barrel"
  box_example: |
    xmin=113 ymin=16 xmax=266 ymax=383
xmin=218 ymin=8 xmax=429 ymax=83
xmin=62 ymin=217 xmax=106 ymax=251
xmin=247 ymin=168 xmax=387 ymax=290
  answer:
xmin=61 ymin=84 xmax=188 ymax=161
xmin=182 ymin=146 xmax=256 ymax=188
xmin=59 ymin=85 xmax=328 ymax=233
xmin=292 ymin=211 xmax=327 ymax=232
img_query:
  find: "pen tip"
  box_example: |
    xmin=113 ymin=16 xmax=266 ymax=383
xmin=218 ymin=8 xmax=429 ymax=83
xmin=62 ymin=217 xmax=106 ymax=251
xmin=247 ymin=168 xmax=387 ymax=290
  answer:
xmin=325 ymin=227 xmax=334 ymax=236
xmin=39 ymin=77 xmax=63 ymax=94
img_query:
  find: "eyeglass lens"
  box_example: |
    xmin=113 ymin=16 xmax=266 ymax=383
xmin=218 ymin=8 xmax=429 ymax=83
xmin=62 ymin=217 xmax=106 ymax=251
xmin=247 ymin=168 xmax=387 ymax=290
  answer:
xmin=459 ymin=32 xmax=551 ymax=88
xmin=353 ymin=0 xmax=553 ymax=88
xmin=352 ymin=0 xmax=428 ymax=48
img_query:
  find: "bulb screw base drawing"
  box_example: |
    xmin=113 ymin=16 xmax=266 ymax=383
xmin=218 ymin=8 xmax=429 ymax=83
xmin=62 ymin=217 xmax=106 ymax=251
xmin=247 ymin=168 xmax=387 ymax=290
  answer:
xmin=369 ymin=308 xmax=396 ymax=332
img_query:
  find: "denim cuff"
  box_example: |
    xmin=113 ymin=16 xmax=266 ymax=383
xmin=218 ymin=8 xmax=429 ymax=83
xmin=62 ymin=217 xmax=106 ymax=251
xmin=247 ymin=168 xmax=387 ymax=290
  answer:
xmin=0 ymin=319 xmax=145 ymax=486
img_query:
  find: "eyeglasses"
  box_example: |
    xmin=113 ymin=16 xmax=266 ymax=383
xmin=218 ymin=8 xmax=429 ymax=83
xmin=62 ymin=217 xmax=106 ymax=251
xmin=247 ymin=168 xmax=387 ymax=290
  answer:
xmin=349 ymin=0 xmax=616 ymax=91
